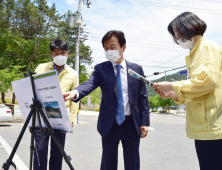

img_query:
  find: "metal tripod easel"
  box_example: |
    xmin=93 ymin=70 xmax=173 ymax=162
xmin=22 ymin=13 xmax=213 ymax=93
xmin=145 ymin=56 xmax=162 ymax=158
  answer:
xmin=2 ymin=72 xmax=75 ymax=170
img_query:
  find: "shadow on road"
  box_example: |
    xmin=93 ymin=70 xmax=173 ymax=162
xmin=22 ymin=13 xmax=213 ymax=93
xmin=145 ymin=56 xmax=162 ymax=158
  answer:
xmin=0 ymin=124 xmax=11 ymax=127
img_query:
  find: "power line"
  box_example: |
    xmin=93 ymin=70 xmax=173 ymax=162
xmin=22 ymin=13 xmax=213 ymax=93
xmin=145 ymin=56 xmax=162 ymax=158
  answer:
xmin=131 ymin=60 xmax=184 ymax=64
xmin=92 ymin=57 xmax=185 ymax=64
xmin=83 ymin=0 xmax=92 ymax=8
xmin=86 ymin=32 xmax=179 ymax=45
xmin=84 ymin=29 xmax=172 ymax=42
xmin=82 ymin=7 xmax=89 ymax=14
xmin=2 ymin=30 xmax=179 ymax=51
xmin=0 ymin=32 xmax=89 ymax=40
xmin=86 ymin=38 xmax=185 ymax=51
xmin=52 ymin=28 xmax=173 ymax=44
xmin=145 ymin=66 xmax=187 ymax=77
xmin=86 ymin=33 xmax=174 ymax=44
xmin=1 ymin=31 xmax=177 ymax=50
xmin=131 ymin=0 xmax=222 ymax=12
xmin=171 ymin=54 xmax=185 ymax=68
xmin=202 ymin=0 xmax=222 ymax=3
xmin=135 ymin=65 xmax=181 ymax=68
xmin=144 ymin=52 xmax=188 ymax=72
xmin=87 ymin=35 xmax=181 ymax=49
xmin=115 ymin=0 xmax=222 ymax=15
xmin=1 ymin=32 xmax=184 ymax=56
xmin=84 ymin=29 xmax=185 ymax=50
xmin=92 ymin=60 xmax=182 ymax=68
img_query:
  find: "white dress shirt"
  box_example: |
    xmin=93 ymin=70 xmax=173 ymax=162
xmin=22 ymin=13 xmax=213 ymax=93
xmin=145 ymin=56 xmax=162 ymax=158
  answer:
xmin=73 ymin=59 xmax=131 ymax=116
xmin=112 ymin=59 xmax=131 ymax=116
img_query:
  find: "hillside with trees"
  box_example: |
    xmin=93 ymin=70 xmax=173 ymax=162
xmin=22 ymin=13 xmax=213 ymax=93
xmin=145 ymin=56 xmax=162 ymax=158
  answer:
xmin=147 ymin=70 xmax=187 ymax=96
xmin=0 ymin=0 xmax=92 ymax=104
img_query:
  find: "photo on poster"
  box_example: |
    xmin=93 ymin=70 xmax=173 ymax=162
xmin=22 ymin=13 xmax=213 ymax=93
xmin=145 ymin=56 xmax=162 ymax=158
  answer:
xmin=43 ymin=101 xmax=62 ymax=118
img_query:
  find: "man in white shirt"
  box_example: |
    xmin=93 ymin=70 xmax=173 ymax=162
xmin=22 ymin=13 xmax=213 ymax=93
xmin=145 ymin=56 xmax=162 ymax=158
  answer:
xmin=63 ymin=30 xmax=150 ymax=170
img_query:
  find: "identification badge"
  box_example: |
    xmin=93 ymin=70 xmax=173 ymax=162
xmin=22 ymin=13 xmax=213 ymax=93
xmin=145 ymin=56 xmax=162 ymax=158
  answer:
xmin=187 ymin=67 xmax=191 ymax=80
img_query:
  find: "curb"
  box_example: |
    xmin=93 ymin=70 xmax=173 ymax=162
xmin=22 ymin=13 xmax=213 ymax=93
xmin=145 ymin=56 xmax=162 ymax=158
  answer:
xmin=9 ymin=117 xmax=91 ymax=124
xmin=7 ymin=112 xmax=186 ymax=124
xmin=173 ymin=114 xmax=186 ymax=117
xmin=11 ymin=117 xmax=24 ymax=123
xmin=150 ymin=112 xmax=174 ymax=115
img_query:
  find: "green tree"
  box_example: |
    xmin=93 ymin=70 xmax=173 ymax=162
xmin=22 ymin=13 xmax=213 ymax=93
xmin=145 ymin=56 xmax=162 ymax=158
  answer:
xmin=81 ymin=87 xmax=101 ymax=106
xmin=79 ymin=65 xmax=89 ymax=84
xmin=148 ymin=96 xmax=159 ymax=111
xmin=0 ymin=29 xmax=51 ymax=71
xmin=91 ymin=88 xmax=101 ymax=105
xmin=164 ymin=98 xmax=175 ymax=112
xmin=0 ymin=0 xmax=93 ymax=102
xmin=0 ymin=66 xmax=24 ymax=103
xmin=156 ymin=96 xmax=175 ymax=112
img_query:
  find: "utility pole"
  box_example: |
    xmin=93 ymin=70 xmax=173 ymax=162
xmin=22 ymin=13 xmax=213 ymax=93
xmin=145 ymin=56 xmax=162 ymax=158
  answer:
xmin=75 ymin=0 xmax=82 ymax=124
xmin=75 ymin=0 xmax=82 ymax=83
xmin=69 ymin=0 xmax=92 ymax=124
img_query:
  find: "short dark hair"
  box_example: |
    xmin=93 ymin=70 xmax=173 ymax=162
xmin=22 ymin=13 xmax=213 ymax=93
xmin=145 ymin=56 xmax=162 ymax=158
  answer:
xmin=50 ymin=39 xmax=69 ymax=52
xmin=102 ymin=30 xmax=126 ymax=47
xmin=168 ymin=12 xmax=207 ymax=43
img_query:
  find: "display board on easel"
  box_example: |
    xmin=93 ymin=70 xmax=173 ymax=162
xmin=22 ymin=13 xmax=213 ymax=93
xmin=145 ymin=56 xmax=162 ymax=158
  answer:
xmin=12 ymin=71 xmax=73 ymax=133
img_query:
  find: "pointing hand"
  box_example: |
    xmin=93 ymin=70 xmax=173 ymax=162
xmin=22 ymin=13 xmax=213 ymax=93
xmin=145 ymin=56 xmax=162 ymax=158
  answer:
xmin=63 ymin=91 xmax=77 ymax=102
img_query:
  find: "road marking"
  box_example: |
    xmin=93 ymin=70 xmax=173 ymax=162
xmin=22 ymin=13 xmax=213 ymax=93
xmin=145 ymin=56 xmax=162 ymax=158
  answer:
xmin=78 ymin=121 xmax=90 ymax=124
xmin=0 ymin=135 xmax=28 ymax=170
xmin=148 ymin=127 xmax=154 ymax=131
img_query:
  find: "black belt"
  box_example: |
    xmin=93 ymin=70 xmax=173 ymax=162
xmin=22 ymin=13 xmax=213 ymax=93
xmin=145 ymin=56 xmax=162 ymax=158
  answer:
xmin=125 ymin=115 xmax=132 ymax=120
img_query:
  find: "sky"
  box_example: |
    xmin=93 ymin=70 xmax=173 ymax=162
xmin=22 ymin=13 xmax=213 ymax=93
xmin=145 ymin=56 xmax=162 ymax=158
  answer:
xmin=47 ymin=0 xmax=222 ymax=80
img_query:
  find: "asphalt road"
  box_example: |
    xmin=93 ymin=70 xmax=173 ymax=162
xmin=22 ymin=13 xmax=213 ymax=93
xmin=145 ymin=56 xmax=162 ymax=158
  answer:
xmin=0 ymin=114 xmax=199 ymax=170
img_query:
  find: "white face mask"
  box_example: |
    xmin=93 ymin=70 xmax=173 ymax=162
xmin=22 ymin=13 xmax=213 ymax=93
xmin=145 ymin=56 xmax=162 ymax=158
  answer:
xmin=177 ymin=38 xmax=191 ymax=49
xmin=53 ymin=55 xmax=67 ymax=66
xmin=105 ymin=49 xmax=122 ymax=63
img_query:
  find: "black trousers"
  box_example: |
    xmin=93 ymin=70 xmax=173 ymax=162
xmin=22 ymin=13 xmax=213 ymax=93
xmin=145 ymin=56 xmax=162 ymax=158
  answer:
xmin=101 ymin=115 xmax=140 ymax=170
xmin=195 ymin=139 xmax=222 ymax=170
xmin=33 ymin=131 xmax=66 ymax=170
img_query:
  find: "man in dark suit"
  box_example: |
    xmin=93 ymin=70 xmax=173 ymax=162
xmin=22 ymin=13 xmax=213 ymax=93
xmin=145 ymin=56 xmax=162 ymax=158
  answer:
xmin=63 ymin=30 xmax=150 ymax=170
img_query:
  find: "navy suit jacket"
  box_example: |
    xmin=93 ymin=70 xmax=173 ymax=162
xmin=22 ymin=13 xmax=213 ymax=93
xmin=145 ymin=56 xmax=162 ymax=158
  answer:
xmin=72 ymin=60 xmax=150 ymax=137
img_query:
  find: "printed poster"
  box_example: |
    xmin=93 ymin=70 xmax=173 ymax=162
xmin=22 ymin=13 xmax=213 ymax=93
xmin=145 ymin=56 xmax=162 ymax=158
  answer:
xmin=11 ymin=71 xmax=73 ymax=133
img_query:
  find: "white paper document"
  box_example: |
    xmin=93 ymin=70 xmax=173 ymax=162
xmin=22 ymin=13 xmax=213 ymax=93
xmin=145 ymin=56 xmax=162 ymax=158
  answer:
xmin=11 ymin=71 xmax=73 ymax=133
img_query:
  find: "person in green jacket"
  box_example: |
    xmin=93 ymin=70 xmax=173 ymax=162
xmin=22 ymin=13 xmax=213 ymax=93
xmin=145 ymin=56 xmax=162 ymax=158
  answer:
xmin=152 ymin=12 xmax=222 ymax=170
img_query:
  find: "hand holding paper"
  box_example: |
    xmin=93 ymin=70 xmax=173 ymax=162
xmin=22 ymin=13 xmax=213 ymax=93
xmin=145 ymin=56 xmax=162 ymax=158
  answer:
xmin=128 ymin=68 xmax=153 ymax=86
xmin=152 ymin=82 xmax=173 ymax=92
xmin=63 ymin=91 xmax=77 ymax=101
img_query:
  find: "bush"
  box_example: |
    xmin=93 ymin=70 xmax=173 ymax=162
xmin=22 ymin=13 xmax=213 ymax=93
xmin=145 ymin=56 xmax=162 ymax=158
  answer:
xmin=94 ymin=108 xmax=99 ymax=111
xmin=0 ymin=99 xmax=18 ymax=104
xmin=81 ymin=108 xmax=88 ymax=111
xmin=81 ymin=97 xmax=87 ymax=105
